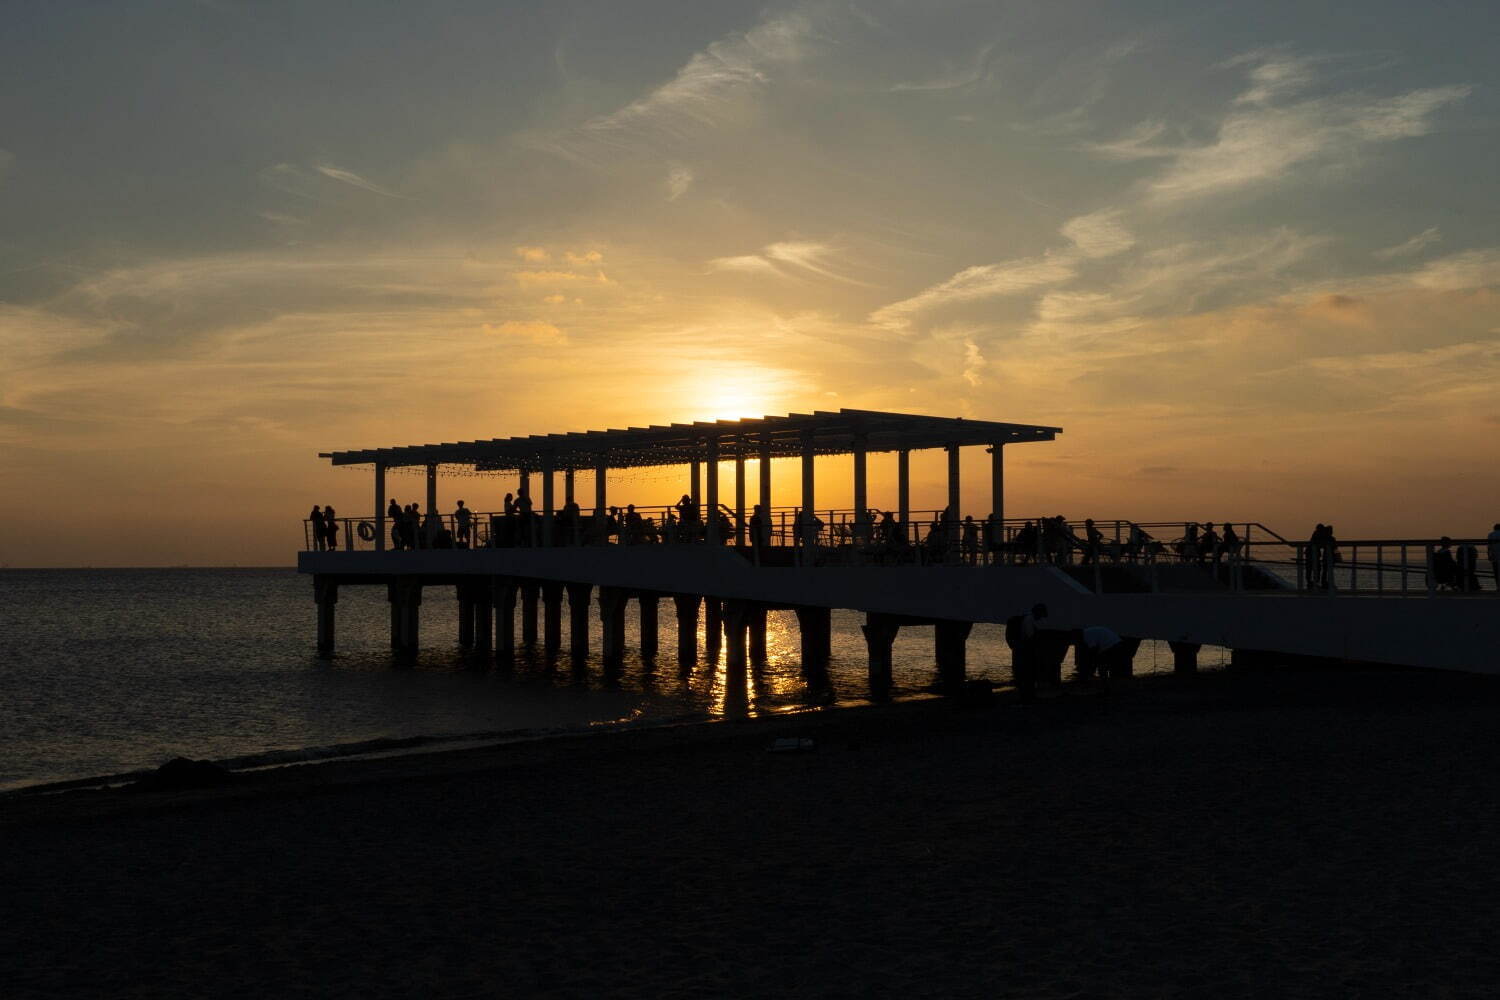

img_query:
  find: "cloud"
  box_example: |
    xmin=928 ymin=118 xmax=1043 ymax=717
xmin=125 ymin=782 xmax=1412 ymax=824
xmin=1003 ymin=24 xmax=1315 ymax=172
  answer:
xmin=564 ymin=250 xmax=603 ymax=265
xmin=962 ymin=338 xmax=985 ymax=386
xmin=516 ymin=246 xmax=550 ymax=262
xmin=483 ymin=320 xmax=565 ymax=344
xmin=1060 ymin=209 xmax=1134 ymax=259
xmin=542 ymin=294 xmax=567 ymax=305
xmin=709 ymin=241 xmax=866 ymax=284
xmin=513 ymin=269 xmax=612 ymax=286
xmin=312 ymin=163 xmax=410 ymax=199
xmin=1373 ymin=227 xmax=1442 ymax=260
xmin=549 ymin=10 xmax=814 ymax=162
xmin=1408 ymin=249 xmax=1500 ymax=291
xmin=891 ymin=42 xmax=996 ymax=93
xmin=869 ymin=253 xmax=1078 ymax=331
xmin=1087 ymin=53 xmax=1471 ymax=202
xmin=666 ymin=164 xmax=694 ymax=200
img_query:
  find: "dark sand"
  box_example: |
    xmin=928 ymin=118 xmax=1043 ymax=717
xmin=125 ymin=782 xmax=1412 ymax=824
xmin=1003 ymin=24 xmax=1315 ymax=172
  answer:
xmin=6 ymin=667 xmax=1500 ymax=998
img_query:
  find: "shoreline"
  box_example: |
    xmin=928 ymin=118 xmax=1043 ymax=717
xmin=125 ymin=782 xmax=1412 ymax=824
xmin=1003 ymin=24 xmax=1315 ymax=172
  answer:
xmin=9 ymin=666 xmax=1500 ymax=997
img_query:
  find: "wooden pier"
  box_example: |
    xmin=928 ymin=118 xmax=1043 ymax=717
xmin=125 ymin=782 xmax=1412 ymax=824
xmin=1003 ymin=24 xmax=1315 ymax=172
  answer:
xmin=299 ymin=409 xmax=1500 ymax=690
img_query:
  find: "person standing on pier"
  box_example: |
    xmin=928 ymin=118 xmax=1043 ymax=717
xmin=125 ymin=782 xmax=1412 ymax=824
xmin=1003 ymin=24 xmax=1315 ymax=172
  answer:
xmin=323 ymin=505 xmax=339 ymax=551
xmin=309 ymin=506 xmax=325 ymax=551
xmin=454 ymin=500 xmax=472 ymax=547
xmin=387 ymin=498 xmax=402 ymax=549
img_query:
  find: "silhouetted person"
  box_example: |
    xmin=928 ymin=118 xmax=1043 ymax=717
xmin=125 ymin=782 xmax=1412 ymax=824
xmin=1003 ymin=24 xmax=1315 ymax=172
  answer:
xmin=1220 ymin=522 xmax=1241 ymax=566
xmin=1456 ymin=541 xmax=1481 ymax=593
xmin=1081 ymin=518 xmax=1103 ymax=565
xmin=1199 ymin=522 xmax=1218 ymax=567
xmin=1075 ymin=625 xmax=1125 ymax=682
xmin=454 ymin=500 xmax=472 ymax=547
xmin=309 ymin=505 xmax=325 ymax=551
xmin=962 ymin=515 xmax=979 ymax=565
xmin=1181 ymin=522 xmax=1199 ymax=564
xmin=1488 ymin=524 xmax=1500 ymax=593
xmin=1306 ymin=524 xmax=1325 ymax=588
xmin=1005 ymin=602 xmax=1048 ymax=700
xmin=750 ymin=504 xmax=769 ymax=552
xmin=387 ymin=499 xmax=403 ymax=548
xmin=1433 ymin=537 xmax=1459 ymax=591
xmin=323 ymin=506 xmax=338 ymax=550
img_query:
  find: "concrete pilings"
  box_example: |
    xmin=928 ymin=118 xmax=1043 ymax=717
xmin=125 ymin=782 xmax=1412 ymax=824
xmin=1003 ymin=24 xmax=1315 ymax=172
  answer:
xmin=541 ymin=582 xmax=564 ymax=657
xmin=519 ymin=582 xmax=539 ymax=649
xmin=457 ymin=586 xmax=475 ymax=649
xmin=748 ymin=605 xmax=768 ymax=665
xmin=795 ymin=606 xmax=832 ymax=671
xmin=861 ymin=612 xmax=900 ymax=701
xmin=387 ymin=581 xmax=422 ymax=655
xmin=599 ymin=586 xmax=628 ymax=669
xmin=673 ymin=595 xmax=699 ymax=668
xmin=494 ymin=578 xmax=517 ymax=663
xmin=473 ymin=583 xmax=492 ymax=654
xmin=704 ymin=598 xmax=723 ymax=659
xmin=934 ymin=619 xmax=972 ymax=693
xmin=638 ymin=593 xmax=659 ymax=662
xmin=722 ymin=599 xmax=751 ymax=712
xmin=314 ymin=577 xmax=338 ymax=658
xmin=1169 ymin=640 xmax=1201 ymax=673
xmin=566 ymin=583 xmax=592 ymax=662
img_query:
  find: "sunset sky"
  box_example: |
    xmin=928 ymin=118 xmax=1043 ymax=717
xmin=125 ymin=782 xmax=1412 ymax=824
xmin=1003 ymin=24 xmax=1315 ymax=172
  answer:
xmin=3 ymin=0 xmax=1497 ymax=566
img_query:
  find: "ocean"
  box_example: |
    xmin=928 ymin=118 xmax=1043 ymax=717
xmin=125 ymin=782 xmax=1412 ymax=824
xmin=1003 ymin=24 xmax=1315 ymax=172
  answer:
xmin=0 ymin=568 xmax=1202 ymax=791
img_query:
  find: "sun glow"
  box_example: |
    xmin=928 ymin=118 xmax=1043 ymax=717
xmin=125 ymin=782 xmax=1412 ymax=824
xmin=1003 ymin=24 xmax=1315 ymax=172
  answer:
xmin=684 ymin=368 xmax=803 ymax=422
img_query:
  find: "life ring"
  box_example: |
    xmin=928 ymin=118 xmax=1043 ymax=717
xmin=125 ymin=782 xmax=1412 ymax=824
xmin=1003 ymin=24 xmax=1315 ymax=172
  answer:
xmin=357 ymin=521 xmax=376 ymax=542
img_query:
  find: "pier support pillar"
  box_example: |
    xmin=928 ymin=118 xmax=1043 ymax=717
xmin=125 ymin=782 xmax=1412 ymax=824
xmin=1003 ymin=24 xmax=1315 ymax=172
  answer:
xmin=748 ymin=605 xmax=768 ymax=665
xmin=566 ymin=583 xmax=592 ymax=662
xmin=599 ymin=586 xmax=628 ymax=669
xmin=861 ymin=612 xmax=900 ymax=702
xmin=473 ymin=582 xmax=492 ymax=654
xmin=1169 ymin=640 xmax=1201 ymax=674
xmin=456 ymin=585 xmax=475 ymax=649
xmin=638 ymin=593 xmax=659 ymax=662
xmin=493 ymin=578 xmax=517 ymax=663
xmin=934 ymin=620 xmax=972 ymax=694
xmin=519 ymin=581 xmax=539 ymax=649
xmin=314 ymin=577 xmax=338 ymax=658
xmin=673 ymin=595 xmax=699 ymax=668
xmin=1113 ymin=637 xmax=1142 ymax=679
xmin=388 ymin=582 xmax=422 ymax=654
xmin=795 ymin=605 xmax=832 ymax=671
xmin=704 ymin=598 xmax=722 ymax=659
xmin=541 ymin=581 xmax=564 ymax=657
xmin=722 ymin=600 xmax=751 ymax=712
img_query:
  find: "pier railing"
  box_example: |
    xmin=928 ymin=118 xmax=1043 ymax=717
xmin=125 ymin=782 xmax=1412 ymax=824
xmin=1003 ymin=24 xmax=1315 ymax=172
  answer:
xmin=301 ymin=512 xmax=1496 ymax=597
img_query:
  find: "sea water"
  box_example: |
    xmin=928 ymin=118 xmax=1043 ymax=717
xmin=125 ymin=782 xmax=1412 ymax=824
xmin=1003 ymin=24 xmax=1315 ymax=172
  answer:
xmin=0 ymin=568 xmax=1199 ymax=791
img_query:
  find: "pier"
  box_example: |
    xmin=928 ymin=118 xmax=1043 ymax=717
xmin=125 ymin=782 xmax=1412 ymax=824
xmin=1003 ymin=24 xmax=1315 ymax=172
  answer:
xmin=298 ymin=408 xmax=1500 ymax=694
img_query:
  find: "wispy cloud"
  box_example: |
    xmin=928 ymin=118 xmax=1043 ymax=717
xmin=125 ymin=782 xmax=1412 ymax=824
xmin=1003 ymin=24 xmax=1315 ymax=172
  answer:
xmin=709 ymin=241 xmax=866 ymax=284
xmin=1373 ymin=227 xmax=1442 ymax=260
xmin=259 ymin=161 xmax=411 ymax=200
xmin=1060 ymin=209 xmax=1134 ymax=259
xmin=891 ymin=42 xmax=996 ymax=92
xmin=666 ymin=164 xmax=694 ymax=200
xmin=869 ymin=253 xmax=1078 ymax=331
xmin=1088 ymin=53 xmax=1471 ymax=202
xmin=313 ymin=163 xmax=410 ymax=198
xmin=483 ymin=319 xmax=566 ymax=344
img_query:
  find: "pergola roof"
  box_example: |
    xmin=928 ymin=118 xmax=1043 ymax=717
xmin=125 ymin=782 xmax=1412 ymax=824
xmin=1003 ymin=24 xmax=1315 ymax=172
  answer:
xmin=318 ymin=408 xmax=1061 ymax=472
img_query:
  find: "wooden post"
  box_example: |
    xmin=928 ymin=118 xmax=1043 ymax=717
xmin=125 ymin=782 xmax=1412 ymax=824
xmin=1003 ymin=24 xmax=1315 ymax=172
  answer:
xmin=374 ymin=462 xmax=387 ymax=552
xmin=734 ymin=442 xmax=747 ymax=546
xmin=759 ymin=433 xmax=773 ymax=524
xmin=541 ymin=454 xmax=555 ymax=548
xmin=706 ymin=436 xmax=720 ymax=544
xmin=897 ymin=449 xmax=910 ymax=542
xmin=989 ymin=443 xmax=1003 ymax=527
xmin=801 ymin=431 xmax=816 ymax=560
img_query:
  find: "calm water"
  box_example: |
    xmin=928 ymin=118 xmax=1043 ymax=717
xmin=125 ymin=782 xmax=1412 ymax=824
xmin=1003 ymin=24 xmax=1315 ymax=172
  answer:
xmin=0 ymin=569 xmax=1200 ymax=791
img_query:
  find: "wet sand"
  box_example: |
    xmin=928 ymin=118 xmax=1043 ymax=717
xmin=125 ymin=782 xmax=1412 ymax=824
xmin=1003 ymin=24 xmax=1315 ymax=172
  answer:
xmin=6 ymin=667 xmax=1500 ymax=998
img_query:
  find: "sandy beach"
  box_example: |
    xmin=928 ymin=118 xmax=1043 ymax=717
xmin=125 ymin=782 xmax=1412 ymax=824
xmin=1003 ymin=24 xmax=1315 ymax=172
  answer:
xmin=6 ymin=666 xmax=1500 ymax=998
